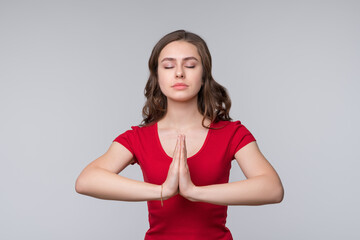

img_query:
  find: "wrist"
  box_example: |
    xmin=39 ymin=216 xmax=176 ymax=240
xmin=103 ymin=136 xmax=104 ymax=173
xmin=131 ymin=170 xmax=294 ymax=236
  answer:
xmin=183 ymin=185 xmax=200 ymax=202
xmin=160 ymin=184 xmax=164 ymax=206
xmin=160 ymin=184 xmax=176 ymax=200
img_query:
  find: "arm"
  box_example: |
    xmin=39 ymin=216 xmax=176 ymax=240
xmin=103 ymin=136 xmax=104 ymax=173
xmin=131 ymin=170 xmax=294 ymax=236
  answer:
xmin=75 ymin=139 xmax=180 ymax=201
xmin=179 ymin=139 xmax=284 ymax=206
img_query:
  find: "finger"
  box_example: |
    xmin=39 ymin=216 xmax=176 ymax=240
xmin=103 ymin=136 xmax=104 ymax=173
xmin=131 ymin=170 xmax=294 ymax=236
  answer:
xmin=178 ymin=134 xmax=183 ymax=161
xmin=169 ymin=135 xmax=180 ymax=170
xmin=180 ymin=135 xmax=186 ymax=168
xmin=183 ymin=135 xmax=187 ymax=162
xmin=174 ymin=135 xmax=181 ymax=168
xmin=172 ymin=134 xmax=180 ymax=158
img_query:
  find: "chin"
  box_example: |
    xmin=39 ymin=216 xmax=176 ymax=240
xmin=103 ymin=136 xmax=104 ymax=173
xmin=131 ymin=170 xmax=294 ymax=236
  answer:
xmin=167 ymin=94 xmax=198 ymax=103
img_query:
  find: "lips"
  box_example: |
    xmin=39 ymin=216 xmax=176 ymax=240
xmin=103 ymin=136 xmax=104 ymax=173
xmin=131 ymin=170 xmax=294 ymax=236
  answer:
xmin=172 ymin=83 xmax=188 ymax=87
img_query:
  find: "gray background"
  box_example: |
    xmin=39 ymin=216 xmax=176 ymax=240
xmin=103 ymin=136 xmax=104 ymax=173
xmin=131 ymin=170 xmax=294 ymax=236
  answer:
xmin=1 ymin=0 xmax=359 ymax=239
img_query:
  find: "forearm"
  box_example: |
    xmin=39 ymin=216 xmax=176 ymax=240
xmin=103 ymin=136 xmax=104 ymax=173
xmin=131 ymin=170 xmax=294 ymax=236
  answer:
xmin=188 ymin=175 xmax=284 ymax=206
xmin=75 ymin=167 xmax=161 ymax=201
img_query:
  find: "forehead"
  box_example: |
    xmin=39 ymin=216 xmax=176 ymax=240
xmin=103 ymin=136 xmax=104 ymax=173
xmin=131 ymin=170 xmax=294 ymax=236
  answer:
xmin=158 ymin=41 xmax=201 ymax=61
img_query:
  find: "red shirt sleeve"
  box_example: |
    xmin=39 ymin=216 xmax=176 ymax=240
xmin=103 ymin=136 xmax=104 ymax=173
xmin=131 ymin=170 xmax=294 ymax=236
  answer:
xmin=113 ymin=126 xmax=138 ymax=165
xmin=230 ymin=121 xmax=256 ymax=159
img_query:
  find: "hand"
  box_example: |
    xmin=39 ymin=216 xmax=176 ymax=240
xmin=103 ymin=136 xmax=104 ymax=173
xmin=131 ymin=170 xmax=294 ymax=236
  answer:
xmin=161 ymin=135 xmax=180 ymax=200
xmin=178 ymin=135 xmax=197 ymax=201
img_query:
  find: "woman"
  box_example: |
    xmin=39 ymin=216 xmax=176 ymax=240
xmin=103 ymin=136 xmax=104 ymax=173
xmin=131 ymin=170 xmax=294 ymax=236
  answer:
xmin=75 ymin=30 xmax=284 ymax=239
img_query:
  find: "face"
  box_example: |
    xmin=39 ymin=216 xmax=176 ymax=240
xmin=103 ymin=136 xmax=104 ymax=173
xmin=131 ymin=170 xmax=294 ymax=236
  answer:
xmin=157 ymin=40 xmax=203 ymax=103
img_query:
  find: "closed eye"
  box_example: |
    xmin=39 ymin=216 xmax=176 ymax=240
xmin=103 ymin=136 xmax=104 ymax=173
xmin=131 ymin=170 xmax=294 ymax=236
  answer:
xmin=185 ymin=66 xmax=195 ymax=68
xmin=164 ymin=66 xmax=174 ymax=69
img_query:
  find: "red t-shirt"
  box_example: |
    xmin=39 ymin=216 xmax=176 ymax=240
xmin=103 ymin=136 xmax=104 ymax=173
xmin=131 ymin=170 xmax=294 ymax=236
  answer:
xmin=113 ymin=120 xmax=256 ymax=240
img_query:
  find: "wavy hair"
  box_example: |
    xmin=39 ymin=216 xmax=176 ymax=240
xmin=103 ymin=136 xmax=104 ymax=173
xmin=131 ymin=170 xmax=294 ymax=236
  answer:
xmin=140 ymin=30 xmax=232 ymax=128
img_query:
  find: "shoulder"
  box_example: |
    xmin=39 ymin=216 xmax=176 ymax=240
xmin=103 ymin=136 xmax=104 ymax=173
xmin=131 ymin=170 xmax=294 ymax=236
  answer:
xmin=133 ymin=122 xmax=155 ymax=133
xmin=122 ymin=122 xmax=156 ymax=139
xmin=123 ymin=121 xmax=155 ymax=132
xmin=213 ymin=120 xmax=256 ymax=158
xmin=211 ymin=120 xmax=245 ymax=131
xmin=113 ymin=122 xmax=154 ymax=140
xmin=211 ymin=120 xmax=254 ymax=139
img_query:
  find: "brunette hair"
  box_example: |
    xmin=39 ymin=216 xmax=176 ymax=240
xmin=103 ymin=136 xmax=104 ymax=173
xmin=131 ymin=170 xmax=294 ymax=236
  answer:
xmin=140 ymin=30 xmax=232 ymax=128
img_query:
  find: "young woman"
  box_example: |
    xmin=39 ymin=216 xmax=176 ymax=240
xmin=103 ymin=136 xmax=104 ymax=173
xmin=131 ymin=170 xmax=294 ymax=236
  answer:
xmin=75 ymin=30 xmax=284 ymax=240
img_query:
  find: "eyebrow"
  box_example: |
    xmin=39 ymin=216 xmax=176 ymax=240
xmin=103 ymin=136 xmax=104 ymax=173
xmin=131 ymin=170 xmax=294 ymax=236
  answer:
xmin=160 ymin=57 xmax=199 ymax=63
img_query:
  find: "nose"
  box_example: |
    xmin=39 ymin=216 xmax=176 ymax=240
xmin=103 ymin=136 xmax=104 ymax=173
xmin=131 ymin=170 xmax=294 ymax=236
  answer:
xmin=175 ymin=67 xmax=184 ymax=79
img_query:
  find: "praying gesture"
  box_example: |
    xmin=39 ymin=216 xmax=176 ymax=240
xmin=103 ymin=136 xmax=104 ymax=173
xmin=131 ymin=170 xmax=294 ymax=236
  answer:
xmin=162 ymin=134 xmax=196 ymax=201
xmin=75 ymin=30 xmax=284 ymax=239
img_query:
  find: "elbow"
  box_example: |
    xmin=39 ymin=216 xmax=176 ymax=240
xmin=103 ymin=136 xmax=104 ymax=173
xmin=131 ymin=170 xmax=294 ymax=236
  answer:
xmin=75 ymin=167 xmax=95 ymax=194
xmin=75 ymin=175 xmax=87 ymax=194
xmin=271 ymin=183 xmax=284 ymax=204
xmin=263 ymin=174 xmax=284 ymax=204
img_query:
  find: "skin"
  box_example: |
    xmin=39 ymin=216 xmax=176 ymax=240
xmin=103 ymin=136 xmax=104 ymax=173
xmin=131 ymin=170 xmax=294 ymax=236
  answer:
xmin=75 ymin=40 xmax=284 ymax=206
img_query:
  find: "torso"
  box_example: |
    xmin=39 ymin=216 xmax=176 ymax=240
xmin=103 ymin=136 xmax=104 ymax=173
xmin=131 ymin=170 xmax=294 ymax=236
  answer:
xmin=113 ymin=119 xmax=255 ymax=239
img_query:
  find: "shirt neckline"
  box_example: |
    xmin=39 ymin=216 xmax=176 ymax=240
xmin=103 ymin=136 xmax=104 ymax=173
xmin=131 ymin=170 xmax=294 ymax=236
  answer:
xmin=154 ymin=121 xmax=213 ymax=160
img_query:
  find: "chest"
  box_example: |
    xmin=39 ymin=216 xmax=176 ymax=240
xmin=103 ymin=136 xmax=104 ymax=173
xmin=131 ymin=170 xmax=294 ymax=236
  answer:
xmin=135 ymin=125 xmax=233 ymax=185
xmin=157 ymin=128 xmax=209 ymax=159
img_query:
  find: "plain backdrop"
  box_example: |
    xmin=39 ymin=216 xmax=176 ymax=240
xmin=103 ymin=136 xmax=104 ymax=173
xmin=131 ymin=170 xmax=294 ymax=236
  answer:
xmin=1 ymin=0 xmax=359 ymax=239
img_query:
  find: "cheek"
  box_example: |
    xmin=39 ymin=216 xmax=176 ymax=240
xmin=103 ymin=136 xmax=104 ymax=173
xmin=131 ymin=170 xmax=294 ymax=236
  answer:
xmin=157 ymin=72 xmax=170 ymax=95
xmin=157 ymin=71 xmax=167 ymax=87
xmin=191 ymin=69 xmax=203 ymax=85
xmin=157 ymin=68 xmax=171 ymax=81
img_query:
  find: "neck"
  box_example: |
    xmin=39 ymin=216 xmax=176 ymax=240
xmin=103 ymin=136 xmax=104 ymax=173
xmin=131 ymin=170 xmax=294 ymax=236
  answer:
xmin=159 ymin=97 xmax=209 ymax=130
